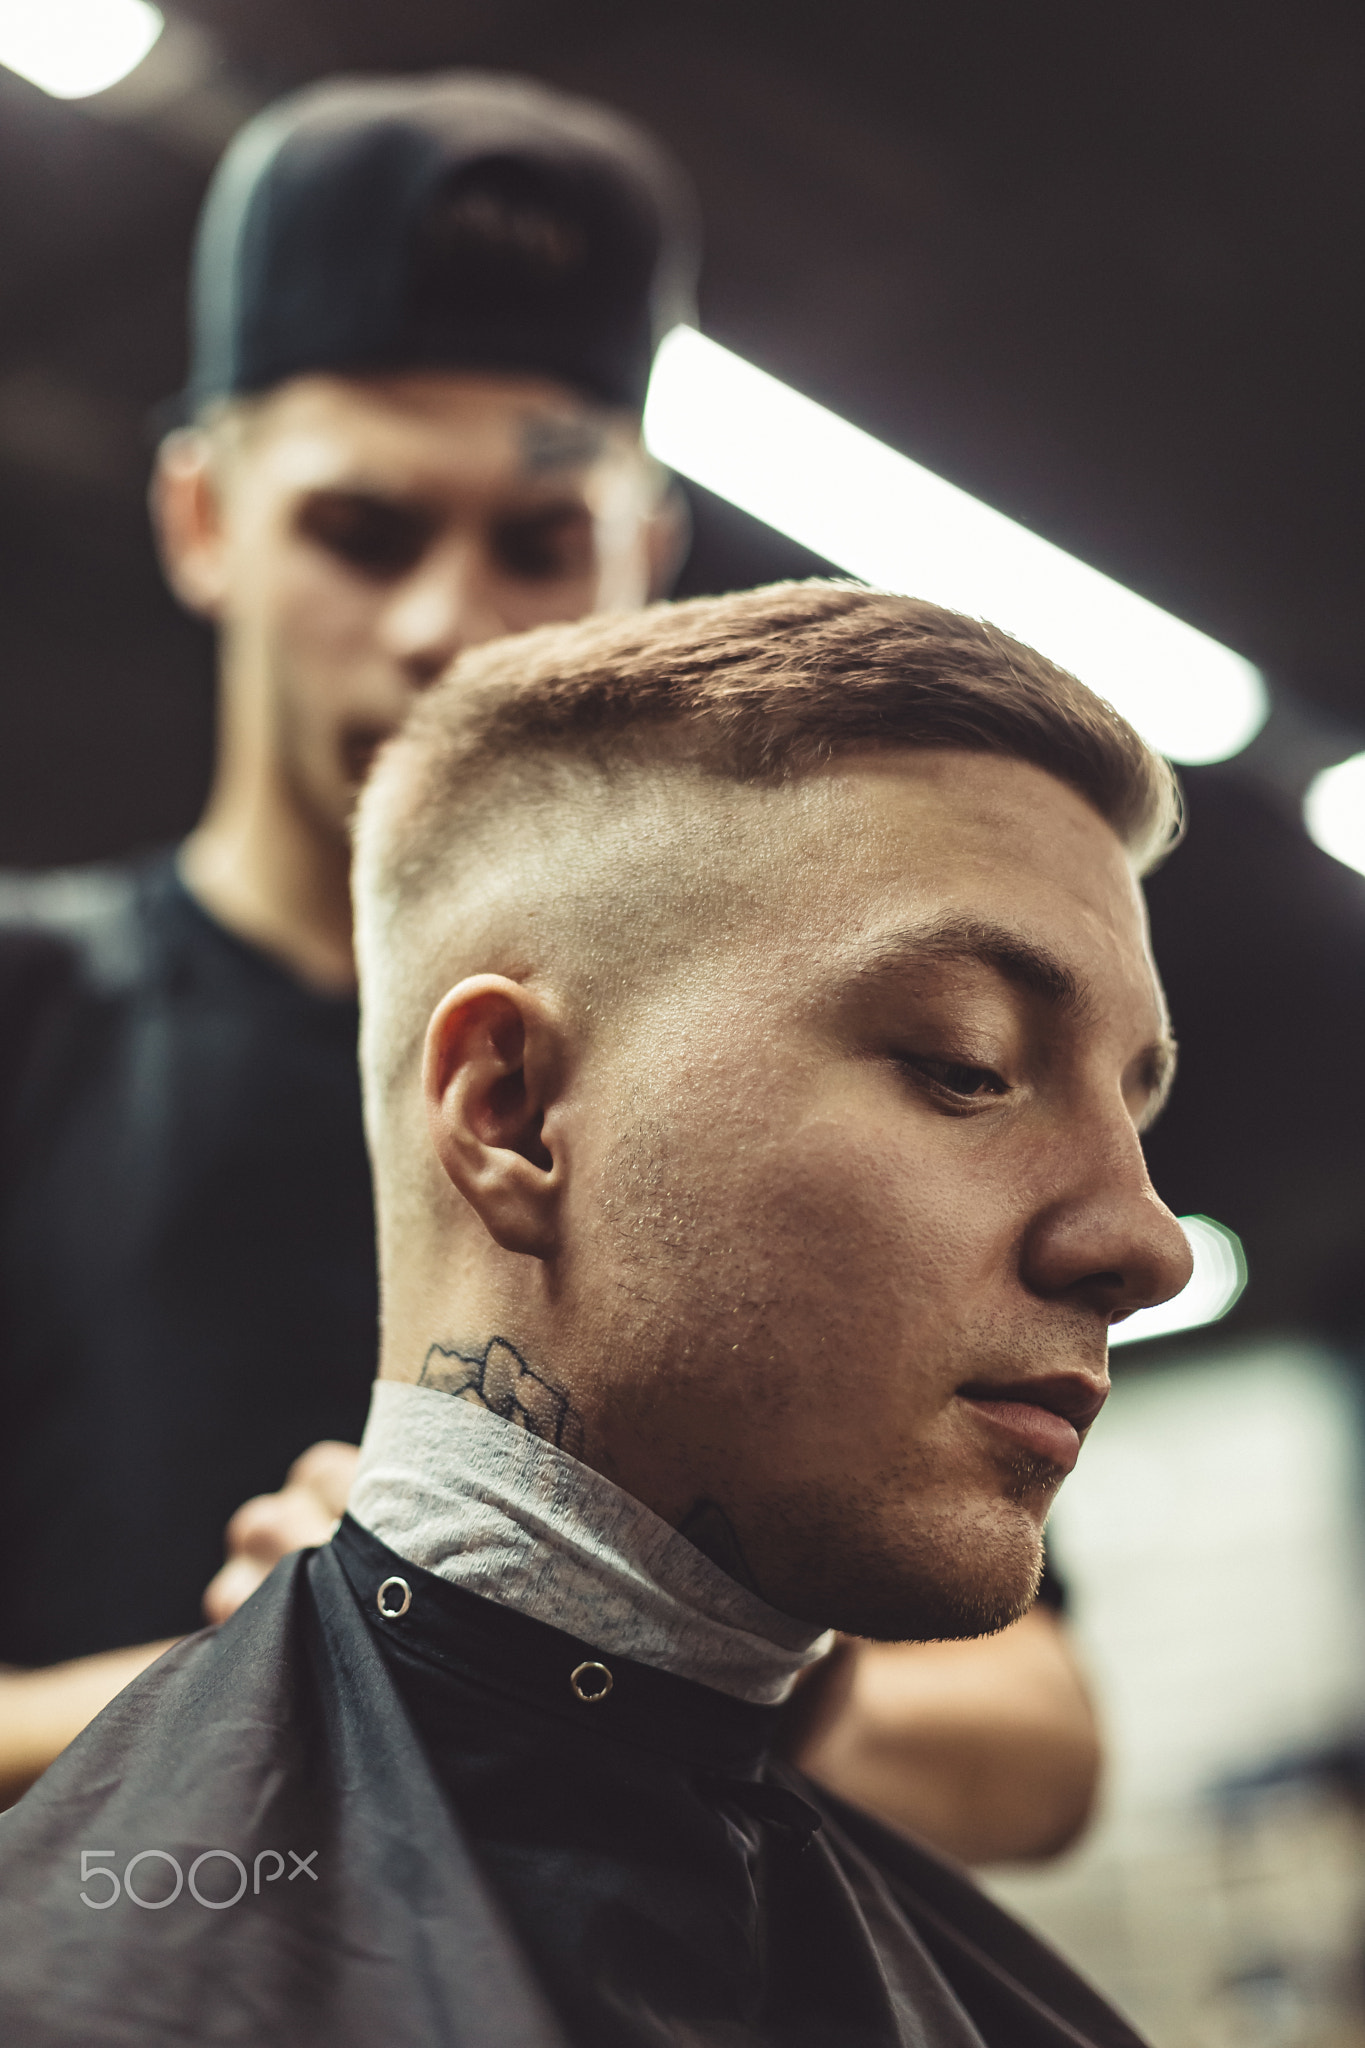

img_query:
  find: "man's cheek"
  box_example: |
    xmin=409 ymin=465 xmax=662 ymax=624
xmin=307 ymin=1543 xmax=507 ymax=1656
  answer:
xmin=765 ymin=1123 xmax=953 ymax=1286
xmin=511 ymin=573 xmax=603 ymax=635
xmin=285 ymin=580 xmax=384 ymax=668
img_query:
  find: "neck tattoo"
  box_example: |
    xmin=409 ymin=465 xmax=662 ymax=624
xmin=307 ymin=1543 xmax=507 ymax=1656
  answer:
xmin=416 ymin=1336 xmax=765 ymax=1600
xmin=418 ymin=1334 xmax=585 ymax=1458
xmin=677 ymin=1499 xmax=762 ymax=1597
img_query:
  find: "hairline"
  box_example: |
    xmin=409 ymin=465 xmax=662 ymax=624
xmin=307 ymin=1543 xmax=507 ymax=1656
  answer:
xmin=357 ymin=739 xmax=1163 ymax=1082
xmin=354 ymin=579 xmax=1184 ymax=1129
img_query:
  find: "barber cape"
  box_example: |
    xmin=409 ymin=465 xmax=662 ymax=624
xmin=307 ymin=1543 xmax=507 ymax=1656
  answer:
xmin=0 ymin=1389 xmax=1147 ymax=2048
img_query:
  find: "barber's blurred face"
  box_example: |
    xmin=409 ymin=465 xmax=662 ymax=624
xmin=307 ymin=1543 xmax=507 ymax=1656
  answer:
xmin=568 ymin=752 xmax=1193 ymax=1640
xmin=156 ymin=371 xmax=663 ymax=836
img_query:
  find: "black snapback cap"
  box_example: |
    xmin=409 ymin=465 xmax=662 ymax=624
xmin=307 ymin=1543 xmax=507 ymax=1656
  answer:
xmin=188 ymin=72 xmax=699 ymax=415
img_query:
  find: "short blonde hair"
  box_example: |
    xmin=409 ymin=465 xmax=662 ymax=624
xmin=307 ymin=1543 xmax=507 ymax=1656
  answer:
xmin=370 ymin=576 xmax=1177 ymax=861
xmin=355 ymin=579 xmax=1180 ymax=1125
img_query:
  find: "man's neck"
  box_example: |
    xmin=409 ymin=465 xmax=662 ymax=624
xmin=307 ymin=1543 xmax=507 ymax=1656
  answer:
xmin=181 ymin=777 xmax=356 ymax=995
xmin=348 ymin=1381 xmax=832 ymax=1704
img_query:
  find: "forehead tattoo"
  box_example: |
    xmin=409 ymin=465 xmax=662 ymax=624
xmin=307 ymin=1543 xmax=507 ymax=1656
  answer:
xmin=518 ymin=410 xmax=611 ymax=476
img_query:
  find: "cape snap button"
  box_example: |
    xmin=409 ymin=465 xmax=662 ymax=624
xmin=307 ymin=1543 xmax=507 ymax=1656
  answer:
xmin=570 ymin=1660 xmax=613 ymax=1703
xmin=376 ymin=1576 xmax=412 ymax=1620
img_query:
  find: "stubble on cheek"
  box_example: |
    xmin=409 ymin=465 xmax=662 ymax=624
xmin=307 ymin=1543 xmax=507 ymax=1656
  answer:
xmin=591 ymin=1056 xmax=926 ymax=1388
xmin=586 ymin=1102 xmax=936 ymax=1566
xmin=582 ymin=1067 xmax=1057 ymax=1638
xmin=586 ymin=1101 xmax=806 ymax=1440
xmin=791 ymin=1487 xmax=1047 ymax=1642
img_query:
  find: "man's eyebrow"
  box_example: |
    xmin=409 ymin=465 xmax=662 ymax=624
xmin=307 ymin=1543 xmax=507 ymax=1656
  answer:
xmin=296 ymin=479 xmax=438 ymax=510
xmin=840 ymin=916 xmax=1179 ymax=1121
xmin=840 ymin=918 xmax=1090 ymax=1015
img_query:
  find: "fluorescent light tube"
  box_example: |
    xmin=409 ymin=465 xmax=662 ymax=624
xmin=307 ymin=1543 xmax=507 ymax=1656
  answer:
xmin=1304 ymin=751 xmax=1365 ymax=881
xmin=645 ymin=326 xmax=1268 ymax=767
xmin=0 ymin=0 xmax=163 ymax=101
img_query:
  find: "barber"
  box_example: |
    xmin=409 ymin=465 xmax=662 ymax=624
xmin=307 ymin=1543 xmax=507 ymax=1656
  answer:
xmin=0 ymin=72 xmax=1097 ymax=1858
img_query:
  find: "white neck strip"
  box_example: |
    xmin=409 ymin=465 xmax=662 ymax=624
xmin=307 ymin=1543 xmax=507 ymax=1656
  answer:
xmin=348 ymin=1380 xmax=833 ymax=1706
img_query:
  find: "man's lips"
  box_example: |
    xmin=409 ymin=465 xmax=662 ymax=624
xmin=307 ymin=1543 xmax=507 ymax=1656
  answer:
xmin=955 ymin=1374 xmax=1109 ymax=1473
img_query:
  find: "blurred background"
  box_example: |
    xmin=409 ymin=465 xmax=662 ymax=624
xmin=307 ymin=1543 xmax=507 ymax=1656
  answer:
xmin=1 ymin=4 xmax=1362 ymax=2040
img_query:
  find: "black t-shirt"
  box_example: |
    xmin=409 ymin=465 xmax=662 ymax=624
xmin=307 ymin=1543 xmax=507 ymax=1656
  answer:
xmin=0 ymin=855 xmax=378 ymax=1665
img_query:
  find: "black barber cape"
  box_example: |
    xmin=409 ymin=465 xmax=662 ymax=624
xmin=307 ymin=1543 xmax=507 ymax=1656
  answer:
xmin=0 ymin=856 xmax=377 ymax=1662
xmin=0 ymin=1517 xmax=1146 ymax=2048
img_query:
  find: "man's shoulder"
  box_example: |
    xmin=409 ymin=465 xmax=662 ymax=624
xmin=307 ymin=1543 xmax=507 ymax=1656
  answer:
xmin=0 ymin=858 xmax=157 ymax=999
xmin=0 ymin=862 xmax=163 ymax=1118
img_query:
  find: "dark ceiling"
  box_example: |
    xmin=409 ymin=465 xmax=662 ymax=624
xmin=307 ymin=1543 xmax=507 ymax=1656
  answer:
xmin=0 ymin=0 xmax=1361 ymax=1345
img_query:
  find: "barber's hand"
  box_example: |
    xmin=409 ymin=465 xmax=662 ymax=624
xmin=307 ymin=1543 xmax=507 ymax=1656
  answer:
xmin=203 ymin=1440 xmax=359 ymax=1625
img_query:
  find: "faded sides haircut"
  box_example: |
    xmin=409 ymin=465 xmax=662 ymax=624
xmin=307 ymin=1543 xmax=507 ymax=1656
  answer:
xmin=355 ymin=579 xmax=1180 ymax=1120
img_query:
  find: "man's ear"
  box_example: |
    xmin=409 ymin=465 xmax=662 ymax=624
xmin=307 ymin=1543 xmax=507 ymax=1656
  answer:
xmin=423 ymin=977 xmax=567 ymax=1260
xmin=149 ymin=428 xmax=231 ymax=619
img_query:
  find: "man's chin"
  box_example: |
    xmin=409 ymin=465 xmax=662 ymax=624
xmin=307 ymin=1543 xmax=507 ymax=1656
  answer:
xmin=760 ymin=1494 xmax=1047 ymax=1645
xmin=844 ymin=1571 xmax=1039 ymax=1646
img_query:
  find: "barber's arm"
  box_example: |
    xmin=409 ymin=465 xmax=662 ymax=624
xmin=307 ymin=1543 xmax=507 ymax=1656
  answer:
xmin=786 ymin=1613 xmax=1101 ymax=1864
xmin=0 ymin=1440 xmax=354 ymax=1808
xmin=0 ymin=1639 xmax=176 ymax=1808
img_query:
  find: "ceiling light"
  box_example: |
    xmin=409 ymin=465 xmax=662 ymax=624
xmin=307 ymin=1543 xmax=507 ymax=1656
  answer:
xmin=0 ymin=0 xmax=163 ymax=101
xmin=645 ymin=327 xmax=1268 ymax=766
xmin=1303 ymin=751 xmax=1365 ymax=880
xmin=1108 ymin=1215 xmax=1247 ymax=1348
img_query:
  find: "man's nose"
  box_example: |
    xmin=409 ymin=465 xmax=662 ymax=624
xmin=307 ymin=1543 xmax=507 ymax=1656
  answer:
xmin=378 ymin=543 xmax=509 ymax=689
xmin=1020 ymin=1126 xmax=1195 ymax=1323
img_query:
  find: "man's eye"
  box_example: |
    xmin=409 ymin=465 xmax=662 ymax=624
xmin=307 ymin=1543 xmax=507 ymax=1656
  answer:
xmin=906 ymin=1058 xmax=1009 ymax=1101
xmin=296 ymin=494 xmax=432 ymax=578
xmin=493 ymin=507 xmax=594 ymax=581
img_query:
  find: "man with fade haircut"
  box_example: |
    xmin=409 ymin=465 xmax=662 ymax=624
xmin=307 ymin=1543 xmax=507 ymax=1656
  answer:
xmin=0 ymin=582 xmax=1192 ymax=2047
xmin=0 ymin=72 xmax=1102 ymax=1869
